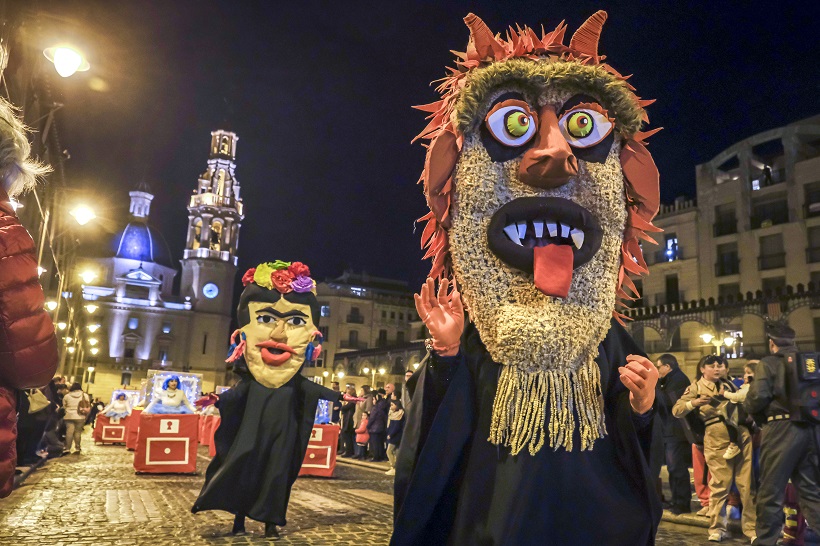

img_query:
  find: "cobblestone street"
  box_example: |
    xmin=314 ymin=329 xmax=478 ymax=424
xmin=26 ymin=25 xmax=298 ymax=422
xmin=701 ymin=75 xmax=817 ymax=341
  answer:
xmin=0 ymin=429 xmax=760 ymax=545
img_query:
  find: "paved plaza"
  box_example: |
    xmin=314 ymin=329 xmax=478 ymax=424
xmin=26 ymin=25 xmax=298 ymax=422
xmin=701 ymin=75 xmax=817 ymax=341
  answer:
xmin=0 ymin=429 xmax=757 ymax=545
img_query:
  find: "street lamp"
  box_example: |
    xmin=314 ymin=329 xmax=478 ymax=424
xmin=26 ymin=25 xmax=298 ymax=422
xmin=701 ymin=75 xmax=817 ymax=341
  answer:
xmin=45 ymin=300 xmax=58 ymax=311
xmin=413 ymin=362 xmax=420 ymax=370
xmin=85 ymin=304 xmax=98 ymax=314
xmin=90 ymin=347 xmax=99 ymax=355
xmin=79 ymin=270 xmax=97 ymax=284
xmin=700 ymin=333 xmax=714 ymax=344
xmin=723 ymin=336 xmax=736 ymax=347
xmin=69 ymin=204 xmax=96 ymax=226
xmin=43 ymin=46 xmax=90 ymax=78
xmin=56 ymin=321 xmax=67 ymax=331
xmin=87 ymin=338 xmax=98 ymax=346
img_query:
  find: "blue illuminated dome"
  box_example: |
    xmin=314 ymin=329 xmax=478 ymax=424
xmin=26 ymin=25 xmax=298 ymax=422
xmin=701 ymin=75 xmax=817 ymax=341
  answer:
xmin=110 ymin=222 xmax=173 ymax=267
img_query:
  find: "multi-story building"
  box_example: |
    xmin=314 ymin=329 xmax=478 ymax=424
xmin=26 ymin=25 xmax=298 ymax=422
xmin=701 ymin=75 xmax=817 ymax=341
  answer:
xmin=627 ymin=114 xmax=820 ymax=374
xmin=71 ymin=130 xmax=244 ymax=399
xmin=303 ymin=271 xmax=421 ymax=389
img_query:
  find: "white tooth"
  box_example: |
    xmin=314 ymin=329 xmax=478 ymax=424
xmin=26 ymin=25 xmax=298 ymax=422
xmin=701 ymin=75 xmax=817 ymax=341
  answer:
xmin=517 ymin=221 xmax=527 ymax=240
xmin=560 ymin=223 xmax=570 ymax=238
xmin=547 ymin=222 xmax=558 ymax=237
xmin=533 ymin=220 xmax=544 ymax=238
xmin=570 ymin=228 xmax=585 ymax=248
xmin=504 ymin=224 xmax=522 ymax=245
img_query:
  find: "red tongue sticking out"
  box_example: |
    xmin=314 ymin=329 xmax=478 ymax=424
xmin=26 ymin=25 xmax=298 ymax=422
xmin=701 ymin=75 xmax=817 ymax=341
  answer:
xmin=533 ymin=244 xmax=574 ymax=298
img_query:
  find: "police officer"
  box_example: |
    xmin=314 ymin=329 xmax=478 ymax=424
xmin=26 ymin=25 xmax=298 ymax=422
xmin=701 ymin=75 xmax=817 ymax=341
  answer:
xmin=744 ymin=323 xmax=820 ymax=546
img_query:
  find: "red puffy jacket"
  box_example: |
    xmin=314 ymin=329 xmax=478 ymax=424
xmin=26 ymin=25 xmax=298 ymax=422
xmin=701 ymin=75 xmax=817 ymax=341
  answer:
xmin=0 ymin=188 xmax=59 ymax=497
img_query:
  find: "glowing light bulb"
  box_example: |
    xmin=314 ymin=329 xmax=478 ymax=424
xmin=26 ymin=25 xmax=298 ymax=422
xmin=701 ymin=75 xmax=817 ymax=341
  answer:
xmin=700 ymin=333 xmax=714 ymax=344
xmin=323 ymin=371 xmax=329 ymax=377
xmin=87 ymin=324 xmax=100 ymax=333
xmin=85 ymin=304 xmax=98 ymax=314
xmin=79 ymin=270 xmax=97 ymax=284
xmin=37 ymin=266 xmax=47 ymax=277
xmin=724 ymin=337 xmax=735 ymax=347
xmin=69 ymin=204 xmax=96 ymax=226
xmin=90 ymin=347 xmax=99 ymax=355
xmin=413 ymin=363 xmax=420 ymax=369
xmin=45 ymin=300 xmax=58 ymax=311
xmin=362 ymin=367 xmax=370 ymax=374
xmin=88 ymin=338 xmax=98 ymax=346
xmin=67 ymin=346 xmax=76 ymax=354
xmin=56 ymin=322 xmax=67 ymax=331
xmin=87 ymin=366 xmax=95 ymax=372
xmin=43 ymin=46 xmax=90 ymax=78
xmin=378 ymin=368 xmax=386 ymax=375
xmin=337 ymin=372 xmax=344 ymax=379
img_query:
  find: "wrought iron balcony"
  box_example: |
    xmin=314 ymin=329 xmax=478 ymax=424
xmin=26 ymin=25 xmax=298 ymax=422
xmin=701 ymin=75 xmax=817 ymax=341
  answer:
xmin=715 ymin=258 xmax=740 ymax=276
xmin=346 ymin=314 xmax=365 ymax=324
xmin=758 ymin=253 xmax=786 ymax=270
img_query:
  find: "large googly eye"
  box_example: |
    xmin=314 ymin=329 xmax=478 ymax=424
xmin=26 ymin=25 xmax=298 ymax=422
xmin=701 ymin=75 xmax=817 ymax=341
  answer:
xmin=287 ymin=316 xmax=307 ymax=326
xmin=256 ymin=314 xmax=275 ymax=324
xmin=485 ymin=105 xmax=537 ymax=147
xmin=558 ymin=109 xmax=614 ymax=149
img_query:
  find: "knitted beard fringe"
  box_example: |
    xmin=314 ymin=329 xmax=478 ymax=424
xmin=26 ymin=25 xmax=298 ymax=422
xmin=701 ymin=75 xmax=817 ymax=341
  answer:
xmin=449 ymin=117 xmax=627 ymax=455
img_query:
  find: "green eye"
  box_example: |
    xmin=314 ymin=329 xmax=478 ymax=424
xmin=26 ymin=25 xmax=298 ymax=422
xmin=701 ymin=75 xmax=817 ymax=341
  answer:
xmin=505 ymin=111 xmax=530 ymax=137
xmin=566 ymin=112 xmax=593 ymax=138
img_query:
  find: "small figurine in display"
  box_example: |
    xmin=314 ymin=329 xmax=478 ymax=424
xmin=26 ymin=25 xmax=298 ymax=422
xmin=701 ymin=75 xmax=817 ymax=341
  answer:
xmin=143 ymin=375 xmax=196 ymax=414
xmin=102 ymin=393 xmax=132 ymax=419
xmin=191 ymin=260 xmax=361 ymax=539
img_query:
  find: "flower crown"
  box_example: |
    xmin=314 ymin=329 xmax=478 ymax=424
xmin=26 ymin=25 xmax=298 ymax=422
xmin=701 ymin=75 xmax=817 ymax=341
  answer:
xmin=241 ymin=260 xmax=316 ymax=294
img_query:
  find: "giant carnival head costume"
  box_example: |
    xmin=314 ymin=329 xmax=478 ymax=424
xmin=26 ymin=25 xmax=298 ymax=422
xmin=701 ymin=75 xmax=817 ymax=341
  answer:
xmin=227 ymin=261 xmax=323 ymax=389
xmin=417 ymin=12 xmax=661 ymax=454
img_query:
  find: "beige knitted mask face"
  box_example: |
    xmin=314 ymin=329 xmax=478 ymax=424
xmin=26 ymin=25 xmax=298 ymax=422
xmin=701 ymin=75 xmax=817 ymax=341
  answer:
xmin=448 ymin=83 xmax=628 ymax=455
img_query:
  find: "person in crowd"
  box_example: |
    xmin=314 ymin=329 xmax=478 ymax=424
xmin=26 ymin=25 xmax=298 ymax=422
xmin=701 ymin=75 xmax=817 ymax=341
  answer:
xmin=61 ymin=383 xmax=91 ymax=455
xmin=656 ymin=353 xmax=693 ymax=514
xmin=143 ymin=376 xmax=196 ymax=414
xmin=15 ymin=387 xmax=53 ymax=465
xmin=330 ymin=382 xmax=341 ymax=424
xmin=354 ymin=411 xmax=370 ymax=460
xmin=0 ymin=96 xmax=58 ymax=497
xmin=354 ymin=385 xmax=373 ymax=429
xmin=744 ymin=323 xmax=820 ymax=546
xmin=367 ymin=389 xmax=389 ymax=462
xmin=385 ymin=383 xmax=397 ymax=402
xmin=674 ymin=356 xmax=757 ymax=542
xmin=339 ymin=387 xmax=357 ymax=457
xmin=401 ymin=370 xmax=413 ymax=412
xmin=90 ymin=398 xmax=105 ymax=427
xmin=385 ymin=400 xmax=405 ymax=476
xmin=102 ymin=393 xmax=133 ymax=419
xmin=37 ymin=408 xmax=65 ymax=459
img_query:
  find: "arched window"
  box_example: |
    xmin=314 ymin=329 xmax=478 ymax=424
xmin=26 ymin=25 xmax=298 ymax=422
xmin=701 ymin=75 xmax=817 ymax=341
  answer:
xmin=210 ymin=220 xmax=223 ymax=251
xmin=192 ymin=218 xmax=202 ymax=249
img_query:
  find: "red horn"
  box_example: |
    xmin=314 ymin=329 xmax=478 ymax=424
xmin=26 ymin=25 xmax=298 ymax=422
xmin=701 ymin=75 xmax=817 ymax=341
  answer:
xmin=464 ymin=13 xmax=506 ymax=60
xmin=569 ymin=10 xmax=607 ymax=60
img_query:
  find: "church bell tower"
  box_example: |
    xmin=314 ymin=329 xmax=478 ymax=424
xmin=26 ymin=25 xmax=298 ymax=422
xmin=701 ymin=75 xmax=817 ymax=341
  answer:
xmin=180 ymin=130 xmax=244 ymax=315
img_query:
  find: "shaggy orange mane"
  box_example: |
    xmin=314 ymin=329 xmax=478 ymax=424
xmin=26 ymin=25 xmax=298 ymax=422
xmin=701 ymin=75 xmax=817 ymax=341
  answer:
xmin=415 ymin=12 xmax=662 ymax=323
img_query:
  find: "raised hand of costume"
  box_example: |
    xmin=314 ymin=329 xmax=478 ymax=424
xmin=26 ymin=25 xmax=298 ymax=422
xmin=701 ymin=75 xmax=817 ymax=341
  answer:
xmin=414 ymin=278 xmax=464 ymax=357
xmin=342 ymin=394 xmax=364 ymax=402
xmin=619 ymin=354 xmax=658 ymax=414
xmin=195 ymin=393 xmax=219 ymax=409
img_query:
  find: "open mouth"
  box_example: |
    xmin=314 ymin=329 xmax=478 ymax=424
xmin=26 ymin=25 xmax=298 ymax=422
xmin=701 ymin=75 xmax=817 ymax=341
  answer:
xmin=487 ymin=197 xmax=603 ymax=298
xmin=257 ymin=341 xmax=296 ymax=367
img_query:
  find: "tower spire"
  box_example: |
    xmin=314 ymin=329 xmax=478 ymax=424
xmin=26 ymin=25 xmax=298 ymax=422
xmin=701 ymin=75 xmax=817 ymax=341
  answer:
xmin=129 ymin=180 xmax=154 ymax=219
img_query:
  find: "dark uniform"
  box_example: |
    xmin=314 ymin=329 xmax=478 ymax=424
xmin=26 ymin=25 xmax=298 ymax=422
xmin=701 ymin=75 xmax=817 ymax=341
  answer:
xmin=744 ymin=333 xmax=820 ymax=546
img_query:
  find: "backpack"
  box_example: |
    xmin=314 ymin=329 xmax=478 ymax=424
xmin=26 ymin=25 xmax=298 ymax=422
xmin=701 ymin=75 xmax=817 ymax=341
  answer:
xmin=679 ymin=382 xmax=705 ymax=447
xmin=77 ymin=394 xmax=91 ymax=416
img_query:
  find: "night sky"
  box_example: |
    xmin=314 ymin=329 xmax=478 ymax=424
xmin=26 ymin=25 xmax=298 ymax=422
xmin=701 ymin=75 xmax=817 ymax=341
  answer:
xmin=45 ymin=1 xmax=819 ymax=290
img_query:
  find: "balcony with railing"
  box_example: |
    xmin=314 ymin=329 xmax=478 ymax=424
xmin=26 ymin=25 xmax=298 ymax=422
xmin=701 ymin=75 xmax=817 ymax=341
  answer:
xmin=715 ymin=256 xmax=740 ymax=276
xmin=652 ymin=247 xmax=683 ymax=264
xmin=345 ymin=314 xmax=365 ymax=324
xmin=807 ymin=247 xmax=820 ymax=264
xmin=758 ymin=253 xmax=786 ymax=270
xmin=805 ymin=201 xmax=820 ymax=219
xmin=750 ymin=168 xmax=786 ymax=191
xmin=713 ymin=219 xmax=738 ymax=236
xmin=339 ymin=340 xmax=368 ymax=350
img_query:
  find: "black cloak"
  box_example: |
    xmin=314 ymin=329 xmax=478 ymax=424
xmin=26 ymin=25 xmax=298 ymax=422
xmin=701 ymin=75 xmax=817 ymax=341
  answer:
xmin=192 ymin=367 xmax=341 ymax=525
xmin=391 ymin=319 xmax=662 ymax=546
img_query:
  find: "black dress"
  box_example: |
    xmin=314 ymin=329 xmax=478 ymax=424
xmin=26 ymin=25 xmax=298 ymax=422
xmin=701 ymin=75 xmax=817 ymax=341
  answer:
xmin=192 ymin=371 xmax=341 ymax=525
xmin=392 ymin=319 xmax=662 ymax=546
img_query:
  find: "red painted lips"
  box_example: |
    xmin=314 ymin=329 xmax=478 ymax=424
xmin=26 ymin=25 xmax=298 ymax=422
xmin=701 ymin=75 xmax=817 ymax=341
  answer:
xmin=256 ymin=340 xmax=296 ymax=366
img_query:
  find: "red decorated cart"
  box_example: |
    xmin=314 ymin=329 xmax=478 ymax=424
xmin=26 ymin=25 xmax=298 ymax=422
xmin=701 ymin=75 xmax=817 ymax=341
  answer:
xmin=134 ymin=413 xmax=200 ymax=474
xmin=298 ymin=424 xmax=339 ymax=478
xmin=125 ymin=409 xmax=142 ymax=450
xmin=93 ymin=414 xmax=128 ymax=445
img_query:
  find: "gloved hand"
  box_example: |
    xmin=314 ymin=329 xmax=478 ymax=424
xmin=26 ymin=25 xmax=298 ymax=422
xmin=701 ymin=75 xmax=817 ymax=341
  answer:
xmin=195 ymin=393 xmax=219 ymax=408
xmin=414 ymin=278 xmax=464 ymax=357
